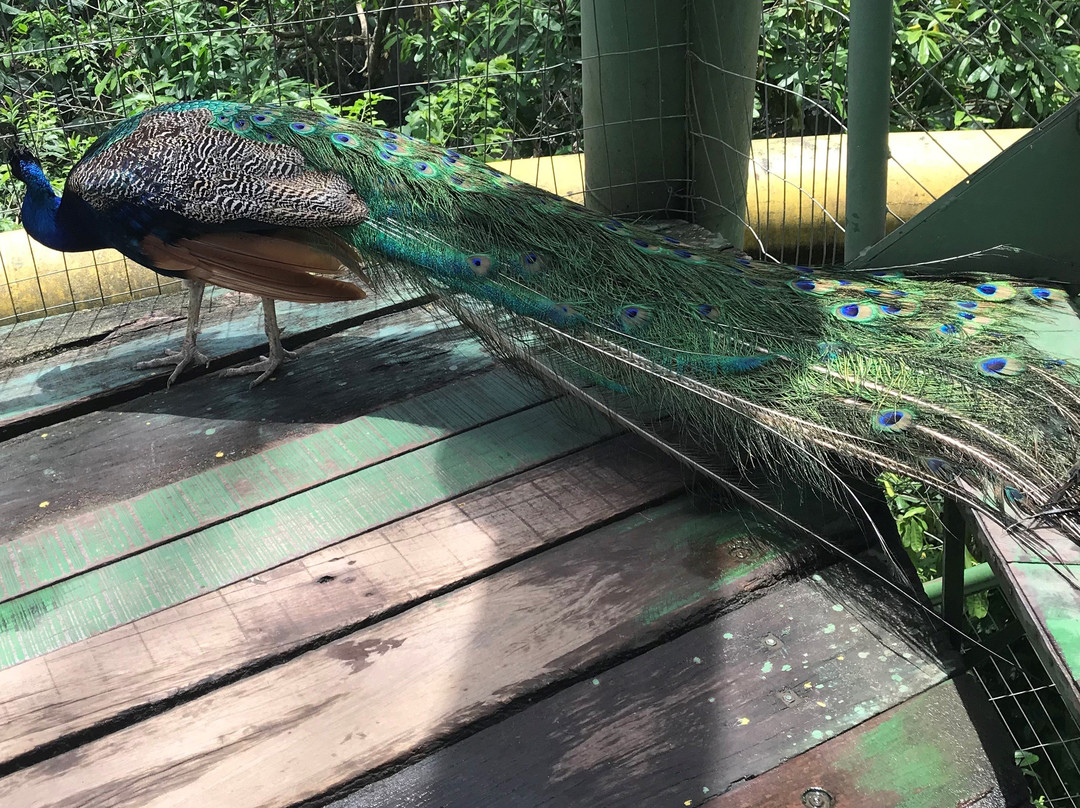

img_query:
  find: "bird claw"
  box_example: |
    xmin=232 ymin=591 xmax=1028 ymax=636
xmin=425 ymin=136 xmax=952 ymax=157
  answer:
xmin=222 ymin=349 xmax=297 ymax=388
xmin=134 ymin=344 xmax=211 ymax=387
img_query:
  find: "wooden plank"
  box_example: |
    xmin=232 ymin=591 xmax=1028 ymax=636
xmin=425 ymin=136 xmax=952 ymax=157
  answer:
xmin=1 ymin=306 xmax=492 ymax=540
xmin=0 ymin=293 xmax=185 ymax=368
xmin=713 ymin=677 xmax=1028 ymax=808
xmin=0 ymin=395 xmax=620 ymax=668
xmin=334 ymin=566 xmax=951 ymax=808
xmin=0 ymin=499 xmax=813 ymax=808
xmin=974 ymin=515 xmax=1080 ymax=728
xmin=0 ymin=366 xmax=538 ymax=601
xmin=0 ymin=321 xmax=515 ymax=596
xmin=0 ymin=436 xmax=681 ymax=768
xmin=0 ymin=290 xmax=428 ymax=438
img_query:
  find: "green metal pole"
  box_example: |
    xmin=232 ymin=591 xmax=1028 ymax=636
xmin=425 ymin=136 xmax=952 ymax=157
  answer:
xmin=580 ymin=0 xmax=687 ymax=216
xmin=688 ymin=0 xmax=763 ymax=247
xmin=939 ymin=500 xmax=968 ymax=629
xmin=924 ymin=562 xmax=998 ymax=605
xmin=844 ymin=0 xmax=892 ymax=263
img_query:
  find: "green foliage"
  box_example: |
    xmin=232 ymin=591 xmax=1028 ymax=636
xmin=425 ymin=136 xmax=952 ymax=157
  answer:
xmin=879 ymin=472 xmax=989 ymax=620
xmin=757 ymin=0 xmax=1080 ymax=136
xmin=0 ymin=0 xmax=580 ymax=226
xmin=387 ymin=0 xmax=580 ymax=155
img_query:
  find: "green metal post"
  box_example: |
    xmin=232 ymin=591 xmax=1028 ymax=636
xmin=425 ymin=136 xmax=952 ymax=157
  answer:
xmin=940 ymin=500 xmax=968 ymax=630
xmin=688 ymin=0 xmax=763 ymax=247
xmin=580 ymin=0 xmax=687 ymax=216
xmin=844 ymin=0 xmax=892 ymax=263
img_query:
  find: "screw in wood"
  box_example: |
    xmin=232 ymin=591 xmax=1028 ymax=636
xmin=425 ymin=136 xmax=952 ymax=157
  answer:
xmin=801 ymin=787 xmax=835 ymax=808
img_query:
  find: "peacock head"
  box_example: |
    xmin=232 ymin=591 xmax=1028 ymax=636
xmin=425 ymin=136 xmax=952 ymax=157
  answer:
xmin=8 ymin=144 xmax=58 ymax=205
xmin=8 ymin=143 xmax=43 ymax=184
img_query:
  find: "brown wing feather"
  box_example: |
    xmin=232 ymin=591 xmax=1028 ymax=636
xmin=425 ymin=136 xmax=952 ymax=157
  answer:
xmin=141 ymin=233 xmax=368 ymax=303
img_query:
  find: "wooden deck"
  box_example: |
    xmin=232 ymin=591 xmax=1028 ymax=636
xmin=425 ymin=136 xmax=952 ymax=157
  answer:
xmin=0 ymin=289 xmax=1034 ymax=806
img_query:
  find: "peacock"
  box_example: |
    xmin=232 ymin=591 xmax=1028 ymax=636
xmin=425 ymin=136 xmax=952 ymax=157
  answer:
xmin=8 ymin=100 xmax=1080 ymax=558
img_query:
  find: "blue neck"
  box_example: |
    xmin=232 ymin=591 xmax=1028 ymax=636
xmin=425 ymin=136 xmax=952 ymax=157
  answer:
xmin=20 ymin=165 xmax=105 ymax=253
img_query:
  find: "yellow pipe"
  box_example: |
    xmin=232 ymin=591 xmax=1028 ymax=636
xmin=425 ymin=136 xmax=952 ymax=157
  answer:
xmin=0 ymin=129 xmax=1029 ymax=324
xmin=743 ymin=128 xmax=1025 ymax=252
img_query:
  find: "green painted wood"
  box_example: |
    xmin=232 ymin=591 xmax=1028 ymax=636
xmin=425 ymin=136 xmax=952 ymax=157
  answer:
xmin=0 ymin=397 xmax=620 ymax=668
xmin=1011 ymin=562 xmax=1080 ymax=682
xmin=581 ymin=0 xmax=687 ymax=216
xmin=0 ymin=499 xmax=813 ymax=807
xmin=973 ymin=515 xmax=1080 ymax=728
xmin=688 ymin=0 xmax=763 ymax=244
xmin=2 ymin=308 xmax=492 ymax=540
xmin=713 ymin=677 xmax=1028 ymax=807
xmin=0 ymin=436 xmax=684 ymax=767
xmin=0 ymin=365 xmax=535 ymax=604
xmin=331 ymin=563 xmax=954 ymax=808
xmin=0 ymin=290 xmax=427 ymax=436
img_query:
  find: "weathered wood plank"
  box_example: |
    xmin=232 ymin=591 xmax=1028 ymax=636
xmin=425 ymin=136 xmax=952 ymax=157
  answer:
xmin=0 ymin=499 xmax=812 ymax=808
xmin=333 ymin=567 xmax=951 ymax=808
xmin=0 ymin=290 xmax=427 ymax=438
xmin=0 ymin=395 xmax=619 ymax=668
xmin=0 ymin=436 xmax=682 ymax=767
xmin=974 ymin=514 xmax=1080 ymax=728
xmin=712 ymin=677 xmax=1028 ymax=807
xmin=0 ymin=326 xmax=518 ymax=599
xmin=0 ymin=293 xmax=185 ymax=368
xmin=1 ymin=307 xmax=491 ymax=539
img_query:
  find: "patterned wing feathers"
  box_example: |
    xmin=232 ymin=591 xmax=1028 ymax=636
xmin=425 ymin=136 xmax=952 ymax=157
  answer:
xmin=140 ymin=233 xmax=367 ymax=303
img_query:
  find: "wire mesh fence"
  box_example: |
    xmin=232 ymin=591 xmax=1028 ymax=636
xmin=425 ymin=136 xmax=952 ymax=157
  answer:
xmin=968 ymin=592 xmax=1080 ymax=807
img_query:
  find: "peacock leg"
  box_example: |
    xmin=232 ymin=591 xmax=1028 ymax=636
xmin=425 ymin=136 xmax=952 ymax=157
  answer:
xmin=134 ymin=279 xmax=211 ymax=387
xmin=222 ymin=297 xmax=297 ymax=387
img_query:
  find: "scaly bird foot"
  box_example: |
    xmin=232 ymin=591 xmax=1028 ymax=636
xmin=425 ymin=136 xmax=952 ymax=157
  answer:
xmin=224 ymin=297 xmax=296 ymax=388
xmin=222 ymin=347 xmax=297 ymax=388
xmin=134 ymin=342 xmax=211 ymax=387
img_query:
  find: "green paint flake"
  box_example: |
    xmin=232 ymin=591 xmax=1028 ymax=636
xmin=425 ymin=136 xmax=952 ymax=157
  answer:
xmin=761 ymin=660 xmax=773 ymax=674
xmin=811 ymin=730 xmax=824 ymax=740
xmin=822 ymin=623 xmax=836 ymax=634
xmin=722 ymin=632 xmax=733 ymax=639
xmin=781 ymin=664 xmax=792 ymax=672
xmin=204 ymin=427 xmax=216 ymax=436
xmin=832 ymin=604 xmax=844 ymax=611
xmin=891 ymin=673 xmax=904 ymax=683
